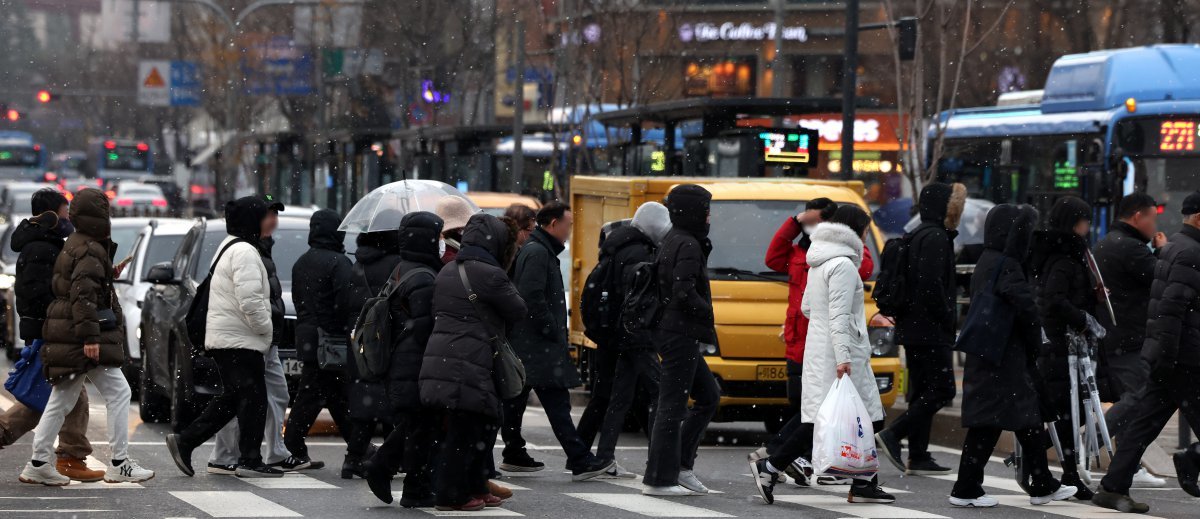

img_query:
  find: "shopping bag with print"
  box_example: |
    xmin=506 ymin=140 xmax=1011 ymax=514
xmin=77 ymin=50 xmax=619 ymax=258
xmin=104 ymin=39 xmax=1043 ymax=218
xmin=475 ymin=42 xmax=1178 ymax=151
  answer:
xmin=811 ymin=377 xmax=880 ymax=480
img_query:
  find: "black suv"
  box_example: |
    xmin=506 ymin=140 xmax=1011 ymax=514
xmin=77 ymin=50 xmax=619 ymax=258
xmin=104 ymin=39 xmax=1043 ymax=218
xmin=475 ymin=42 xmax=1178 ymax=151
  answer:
xmin=138 ymin=217 xmax=310 ymax=428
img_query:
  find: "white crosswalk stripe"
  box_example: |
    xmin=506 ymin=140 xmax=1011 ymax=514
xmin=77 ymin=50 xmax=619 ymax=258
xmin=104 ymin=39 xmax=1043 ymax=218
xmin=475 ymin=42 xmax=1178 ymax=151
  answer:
xmin=598 ymin=476 xmax=726 ymax=494
xmin=772 ymin=495 xmax=950 ymax=518
xmin=169 ymin=491 xmax=302 ymax=518
xmin=420 ymin=507 xmax=524 ymax=516
xmin=238 ymin=473 xmax=338 ymax=489
xmin=991 ymin=495 xmax=1166 ymax=519
xmin=565 ymin=493 xmax=734 ymax=517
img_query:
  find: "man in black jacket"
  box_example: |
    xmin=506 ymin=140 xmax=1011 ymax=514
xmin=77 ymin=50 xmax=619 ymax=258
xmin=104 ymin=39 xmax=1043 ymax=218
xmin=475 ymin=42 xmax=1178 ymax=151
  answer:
xmin=1094 ymin=192 xmax=1200 ymax=513
xmin=643 ymin=185 xmax=721 ymax=497
xmin=284 ymin=209 xmax=353 ymax=470
xmin=877 ymin=182 xmax=965 ymax=476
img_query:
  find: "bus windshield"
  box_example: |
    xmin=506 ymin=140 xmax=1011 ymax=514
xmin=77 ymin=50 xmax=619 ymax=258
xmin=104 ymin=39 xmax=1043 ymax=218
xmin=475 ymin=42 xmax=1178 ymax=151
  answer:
xmin=102 ymin=144 xmax=150 ymax=171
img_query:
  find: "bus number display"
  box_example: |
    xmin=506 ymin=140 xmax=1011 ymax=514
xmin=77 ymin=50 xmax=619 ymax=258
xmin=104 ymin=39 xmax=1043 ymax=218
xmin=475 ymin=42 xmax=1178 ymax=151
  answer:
xmin=1159 ymin=120 xmax=1198 ymax=152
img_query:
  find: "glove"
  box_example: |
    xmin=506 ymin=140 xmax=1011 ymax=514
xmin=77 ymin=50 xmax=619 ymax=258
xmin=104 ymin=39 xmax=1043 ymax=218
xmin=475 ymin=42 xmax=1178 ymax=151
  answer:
xmin=1083 ymin=313 xmax=1107 ymax=340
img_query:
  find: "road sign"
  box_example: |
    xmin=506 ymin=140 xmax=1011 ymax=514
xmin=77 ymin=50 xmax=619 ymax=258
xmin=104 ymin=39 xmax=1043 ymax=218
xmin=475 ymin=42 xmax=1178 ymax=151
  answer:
xmin=138 ymin=60 xmax=171 ymax=106
xmin=170 ymin=61 xmax=202 ymax=107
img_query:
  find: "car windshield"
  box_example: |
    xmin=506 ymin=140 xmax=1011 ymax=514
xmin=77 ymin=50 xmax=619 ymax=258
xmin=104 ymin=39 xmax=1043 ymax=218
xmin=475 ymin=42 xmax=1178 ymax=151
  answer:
xmin=140 ymin=234 xmax=183 ymax=280
xmin=707 ymin=199 xmax=880 ymax=282
xmin=195 ymin=229 xmax=307 ymax=284
xmin=111 ymin=225 xmax=144 ymax=263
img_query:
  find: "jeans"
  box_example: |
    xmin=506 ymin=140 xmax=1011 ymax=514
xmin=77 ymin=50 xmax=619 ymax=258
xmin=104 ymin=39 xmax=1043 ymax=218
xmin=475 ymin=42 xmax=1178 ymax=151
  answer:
xmin=953 ymin=427 xmax=1059 ymax=499
xmin=179 ymin=349 xmax=268 ymax=466
xmin=284 ymin=361 xmax=352 ymax=459
xmin=369 ymin=409 xmax=437 ymax=499
xmin=435 ymin=411 xmax=495 ymax=507
xmin=886 ymin=343 xmax=956 ymax=462
xmin=1103 ymin=351 xmax=1150 ymax=438
xmin=596 ymin=348 xmax=661 ymax=461
xmin=577 ymin=347 xmax=618 ymax=448
xmin=766 ymin=360 xmax=805 ymax=454
xmin=210 ymin=344 xmax=291 ymax=465
xmin=1101 ymin=364 xmax=1200 ymax=494
xmin=502 ymin=386 xmax=593 ymax=467
xmin=643 ymin=332 xmax=720 ymax=487
xmin=31 ymin=365 xmax=131 ymax=464
xmin=1 ymin=387 xmax=91 ymax=459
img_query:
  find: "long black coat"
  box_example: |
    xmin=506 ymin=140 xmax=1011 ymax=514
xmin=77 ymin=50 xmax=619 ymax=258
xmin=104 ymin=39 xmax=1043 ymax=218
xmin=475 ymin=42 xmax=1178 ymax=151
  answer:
xmin=1032 ymin=230 xmax=1096 ymax=401
xmin=1143 ymin=224 xmax=1200 ymax=368
xmin=345 ymin=240 xmax=403 ymax=420
xmin=961 ymin=205 xmax=1045 ymax=430
xmin=292 ymin=209 xmax=352 ymax=364
xmin=12 ymin=213 xmax=65 ymax=342
xmin=895 ymin=182 xmax=965 ymax=346
xmin=510 ymin=227 xmax=579 ymax=388
xmin=420 ymin=214 xmax=526 ymax=420
xmin=656 ymin=185 xmax=717 ymax=344
xmin=1092 ymin=221 xmax=1156 ymax=356
xmin=383 ymin=211 xmax=443 ymax=414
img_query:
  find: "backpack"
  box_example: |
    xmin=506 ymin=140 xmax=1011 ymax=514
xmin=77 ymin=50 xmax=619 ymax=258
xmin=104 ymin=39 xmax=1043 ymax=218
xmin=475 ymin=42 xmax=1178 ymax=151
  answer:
xmin=620 ymin=260 xmax=665 ymax=334
xmin=185 ymin=238 xmax=249 ymax=351
xmin=350 ymin=263 xmax=436 ymax=381
xmin=580 ymin=252 xmax=621 ymax=346
xmin=872 ymin=227 xmax=934 ymax=318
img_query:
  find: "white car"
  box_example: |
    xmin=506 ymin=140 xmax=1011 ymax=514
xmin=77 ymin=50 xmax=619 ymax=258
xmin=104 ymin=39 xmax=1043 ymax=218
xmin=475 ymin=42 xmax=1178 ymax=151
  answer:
xmin=111 ymin=182 xmax=168 ymax=213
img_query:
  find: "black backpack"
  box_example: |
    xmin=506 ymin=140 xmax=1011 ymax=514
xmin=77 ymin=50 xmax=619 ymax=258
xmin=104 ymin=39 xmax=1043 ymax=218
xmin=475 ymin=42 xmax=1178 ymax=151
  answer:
xmin=620 ymin=260 xmax=665 ymax=333
xmin=580 ymin=252 xmax=621 ymax=346
xmin=873 ymin=227 xmax=933 ymax=318
xmin=350 ymin=263 xmax=435 ymax=381
xmin=185 ymin=238 xmax=250 ymax=351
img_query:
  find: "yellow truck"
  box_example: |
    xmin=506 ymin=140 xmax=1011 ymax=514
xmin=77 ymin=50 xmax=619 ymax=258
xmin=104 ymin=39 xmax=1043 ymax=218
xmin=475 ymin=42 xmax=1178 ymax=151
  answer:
xmin=569 ymin=176 xmax=903 ymax=431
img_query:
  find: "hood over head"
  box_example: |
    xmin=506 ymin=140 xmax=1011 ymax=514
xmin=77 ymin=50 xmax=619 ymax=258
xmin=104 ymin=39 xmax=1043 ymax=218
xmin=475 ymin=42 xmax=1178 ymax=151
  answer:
xmin=806 ymin=221 xmax=863 ymax=269
xmin=983 ymin=204 xmax=1039 ymax=260
xmin=225 ymin=195 xmax=271 ymax=243
xmin=397 ymin=211 xmax=444 ymax=269
xmin=600 ymin=223 xmax=654 ymax=256
xmin=459 ymin=213 xmax=516 ymax=267
xmin=665 ymin=184 xmax=712 ymax=238
xmin=69 ymin=187 xmax=111 ymax=240
xmin=10 ymin=212 xmax=64 ymax=252
xmin=632 ymin=201 xmax=672 ymax=244
xmin=1047 ymin=195 xmax=1091 ymax=233
xmin=308 ymin=208 xmax=345 ymax=252
xmin=919 ymin=182 xmax=968 ymax=230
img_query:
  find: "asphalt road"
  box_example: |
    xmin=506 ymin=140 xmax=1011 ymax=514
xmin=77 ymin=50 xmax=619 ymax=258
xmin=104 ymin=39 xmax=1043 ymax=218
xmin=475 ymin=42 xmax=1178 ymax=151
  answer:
xmin=1 ymin=377 xmax=1197 ymax=518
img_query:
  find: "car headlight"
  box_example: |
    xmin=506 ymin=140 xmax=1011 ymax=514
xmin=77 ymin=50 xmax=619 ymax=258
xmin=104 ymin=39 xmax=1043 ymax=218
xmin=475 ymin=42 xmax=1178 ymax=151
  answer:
xmin=868 ymin=312 xmax=897 ymax=357
xmin=0 ymin=274 xmax=15 ymax=291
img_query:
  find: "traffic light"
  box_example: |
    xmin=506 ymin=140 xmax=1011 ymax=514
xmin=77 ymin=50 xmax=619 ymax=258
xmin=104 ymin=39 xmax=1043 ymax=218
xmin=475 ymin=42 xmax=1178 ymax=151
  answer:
xmin=4 ymin=108 xmax=18 ymax=122
xmin=897 ymin=17 xmax=918 ymax=61
xmin=36 ymin=90 xmax=56 ymax=103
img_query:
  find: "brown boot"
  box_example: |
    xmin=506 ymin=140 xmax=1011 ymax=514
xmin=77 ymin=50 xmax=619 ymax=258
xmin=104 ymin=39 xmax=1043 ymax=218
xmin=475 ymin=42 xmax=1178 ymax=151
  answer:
xmin=56 ymin=457 xmax=104 ymax=482
xmin=487 ymin=480 xmax=513 ymax=500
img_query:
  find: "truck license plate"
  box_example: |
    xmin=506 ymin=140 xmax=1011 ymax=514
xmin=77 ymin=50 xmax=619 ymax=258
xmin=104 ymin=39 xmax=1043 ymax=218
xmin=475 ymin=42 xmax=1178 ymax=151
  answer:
xmin=282 ymin=358 xmax=303 ymax=376
xmin=756 ymin=364 xmax=787 ymax=381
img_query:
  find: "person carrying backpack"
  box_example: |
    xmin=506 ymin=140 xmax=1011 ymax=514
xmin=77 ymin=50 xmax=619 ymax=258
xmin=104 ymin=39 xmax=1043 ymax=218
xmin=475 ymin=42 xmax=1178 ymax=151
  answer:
xmin=876 ymin=182 xmax=965 ymax=477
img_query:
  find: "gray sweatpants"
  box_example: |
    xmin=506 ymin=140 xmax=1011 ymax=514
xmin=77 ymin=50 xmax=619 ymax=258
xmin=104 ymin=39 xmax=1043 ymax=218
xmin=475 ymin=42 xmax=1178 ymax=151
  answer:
xmin=209 ymin=344 xmax=292 ymax=465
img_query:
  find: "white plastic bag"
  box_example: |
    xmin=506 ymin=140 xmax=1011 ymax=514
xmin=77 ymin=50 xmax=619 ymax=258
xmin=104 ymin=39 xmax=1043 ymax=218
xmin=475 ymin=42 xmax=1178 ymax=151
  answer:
xmin=812 ymin=377 xmax=880 ymax=480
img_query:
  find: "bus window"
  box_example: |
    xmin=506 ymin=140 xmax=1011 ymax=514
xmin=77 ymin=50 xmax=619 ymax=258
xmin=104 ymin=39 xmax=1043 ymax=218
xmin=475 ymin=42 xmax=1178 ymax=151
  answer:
xmin=101 ymin=144 xmax=150 ymax=172
xmin=1125 ymin=156 xmax=1200 ymax=237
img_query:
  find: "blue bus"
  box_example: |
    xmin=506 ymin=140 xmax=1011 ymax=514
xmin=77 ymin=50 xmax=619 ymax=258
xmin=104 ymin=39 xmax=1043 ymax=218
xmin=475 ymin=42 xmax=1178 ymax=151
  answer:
xmin=0 ymin=131 xmax=47 ymax=181
xmin=934 ymin=45 xmax=1200 ymax=237
xmin=87 ymin=138 xmax=154 ymax=183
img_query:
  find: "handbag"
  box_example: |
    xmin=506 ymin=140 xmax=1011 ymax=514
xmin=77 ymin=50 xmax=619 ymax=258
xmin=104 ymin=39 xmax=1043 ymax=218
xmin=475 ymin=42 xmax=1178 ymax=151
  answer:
xmin=97 ymin=308 xmax=118 ymax=332
xmin=812 ymin=377 xmax=879 ymax=480
xmin=4 ymin=340 xmax=52 ymax=412
xmin=457 ymin=262 xmax=526 ymax=400
xmin=955 ymin=262 xmax=1015 ymax=365
xmin=316 ymin=328 xmax=349 ymax=371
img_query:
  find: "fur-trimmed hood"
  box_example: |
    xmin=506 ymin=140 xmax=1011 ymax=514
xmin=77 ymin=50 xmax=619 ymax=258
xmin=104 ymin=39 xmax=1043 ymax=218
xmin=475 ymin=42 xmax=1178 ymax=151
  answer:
xmin=806 ymin=222 xmax=863 ymax=269
xmin=919 ymin=182 xmax=968 ymax=230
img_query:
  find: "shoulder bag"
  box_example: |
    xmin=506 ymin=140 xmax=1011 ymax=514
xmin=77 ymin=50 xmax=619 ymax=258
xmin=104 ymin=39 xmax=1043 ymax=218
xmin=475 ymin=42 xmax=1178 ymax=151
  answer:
xmin=457 ymin=261 xmax=526 ymax=399
xmin=954 ymin=262 xmax=1015 ymax=365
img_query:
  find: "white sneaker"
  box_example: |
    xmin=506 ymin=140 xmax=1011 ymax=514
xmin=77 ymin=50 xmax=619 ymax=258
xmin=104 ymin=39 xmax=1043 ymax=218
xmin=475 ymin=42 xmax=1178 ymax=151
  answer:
xmin=1131 ymin=467 xmax=1167 ymax=488
xmin=642 ymin=484 xmax=703 ymax=496
xmin=105 ymin=459 xmax=155 ymax=483
xmin=1031 ymin=485 xmax=1076 ymax=505
xmin=600 ymin=462 xmax=638 ymax=479
xmin=816 ymin=475 xmax=852 ymax=485
xmin=19 ymin=462 xmax=70 ymax=486
xmin=677 ymin=470 xmax=710 ymax=494
xmin=749 ymin=447 xmax=769 ymax=462
xmin=949 ymin=495 xmax=999 ymax=508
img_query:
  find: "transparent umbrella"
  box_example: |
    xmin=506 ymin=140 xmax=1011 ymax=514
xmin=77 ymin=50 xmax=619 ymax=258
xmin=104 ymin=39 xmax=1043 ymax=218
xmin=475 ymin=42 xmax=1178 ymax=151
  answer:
xmin=904 ymin=197 xmax=995 ymax=254
xmin=338 ymin=179 xmax=479 ymax=233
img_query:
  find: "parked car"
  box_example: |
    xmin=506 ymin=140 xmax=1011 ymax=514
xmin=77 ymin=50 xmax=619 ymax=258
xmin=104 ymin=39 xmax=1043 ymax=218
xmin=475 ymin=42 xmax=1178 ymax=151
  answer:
xmin=110 ymin=182 xmax=169 ymax=215
xmin=0 ymin=182 xmax=58 ymax=225
xmin=139 ymin=216 xmax=308 ymax=427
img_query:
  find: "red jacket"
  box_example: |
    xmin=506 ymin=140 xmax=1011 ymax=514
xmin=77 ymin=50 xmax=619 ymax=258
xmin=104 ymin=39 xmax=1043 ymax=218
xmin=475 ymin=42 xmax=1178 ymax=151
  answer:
xmin=765 ymin=217 xmax=874 ymax=363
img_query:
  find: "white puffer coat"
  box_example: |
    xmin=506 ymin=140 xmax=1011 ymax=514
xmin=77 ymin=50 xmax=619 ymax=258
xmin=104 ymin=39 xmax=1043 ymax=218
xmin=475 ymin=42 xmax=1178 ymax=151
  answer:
xmin=800 ymin=222 xmax=884 ymax=423
xmin=204 ymin=236 xmax=273 ymax=353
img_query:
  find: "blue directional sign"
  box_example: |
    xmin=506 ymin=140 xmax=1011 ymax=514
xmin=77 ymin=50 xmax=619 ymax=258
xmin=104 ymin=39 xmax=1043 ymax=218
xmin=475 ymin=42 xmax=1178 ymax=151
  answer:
xmin=170 ymin=61 xmax=201 ymax=107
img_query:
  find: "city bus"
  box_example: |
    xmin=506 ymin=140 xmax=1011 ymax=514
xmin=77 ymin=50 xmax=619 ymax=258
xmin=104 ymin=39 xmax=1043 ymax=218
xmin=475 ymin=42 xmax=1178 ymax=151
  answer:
xmin=87 ymin=138 xmax=154 ymax=183
xmin=0 ymin=131 xmax=47 ymax=181
xmin=934 ymin=45 xmax=1200 ymax=237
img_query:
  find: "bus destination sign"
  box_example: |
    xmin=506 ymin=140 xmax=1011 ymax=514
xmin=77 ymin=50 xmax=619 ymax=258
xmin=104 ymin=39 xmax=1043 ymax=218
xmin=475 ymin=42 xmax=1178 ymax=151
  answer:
xmin=1160 ymin=120 xmax=1198 ymax=152
xmin=758 ymin=128 xmax=819 ymax=166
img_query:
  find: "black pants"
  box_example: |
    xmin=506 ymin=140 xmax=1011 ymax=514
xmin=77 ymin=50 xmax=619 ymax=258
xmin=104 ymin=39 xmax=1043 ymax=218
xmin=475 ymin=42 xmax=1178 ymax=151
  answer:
xmin=435 ymin=411 xmax=495 ymax=507
xmin=348 ymin=418 xmax=383 ymax=458
xmin=643 ymin=331 xmax=720 ymax=487
xmin=1101 ymin=364 xmax=1200 ymax=494
xmin=1102 ymin=351 xmax=1150 ymax=438
xmin=953 ymin=427 xmax=1059 ymax=499
xmin=369 ymin=409 xmax=437 ymax=499
xmin=766 ymin=360 xmax=805 ymax=454
xmin=886 ymin=343 xmax=956 ymax=462
xmin=503 ymin=386 xmax=592 ymax=467
xmin=179 ymin=349 xmax=267 ymax=466
xmin=577 ymin=347 xmax=618 ymax=448
xmin=284 ymin=362 xmax=352 ymax=458
xmin=596 ymin=348 xmax=662 ymax=461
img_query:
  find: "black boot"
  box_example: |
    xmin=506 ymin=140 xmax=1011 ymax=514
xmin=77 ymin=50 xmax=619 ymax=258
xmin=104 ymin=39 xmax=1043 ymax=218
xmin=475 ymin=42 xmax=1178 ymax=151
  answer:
xmin=1059 ymin=472 xmax=1094 ymax=501
xmin=341 ymin=455 xmax=366 ymax=480
xmin=363 ymin=459 xmax=392 ymax=503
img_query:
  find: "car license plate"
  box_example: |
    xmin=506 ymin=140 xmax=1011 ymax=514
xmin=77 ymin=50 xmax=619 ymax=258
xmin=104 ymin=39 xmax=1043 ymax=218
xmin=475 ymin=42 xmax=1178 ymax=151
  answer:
xmin=756 ymin=364 xmax=787 ymax=382
xmin=282 ymin=358 xmax=303 ymax=376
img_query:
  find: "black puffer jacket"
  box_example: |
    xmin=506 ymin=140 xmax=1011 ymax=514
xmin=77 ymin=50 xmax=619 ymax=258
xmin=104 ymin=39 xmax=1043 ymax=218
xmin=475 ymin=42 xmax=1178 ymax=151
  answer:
xmin=1143 ymin=224 xmax=1200 ymax=368
xmin=602 ymin=225 xmax=657 ymax=350
xmin=260 ymin=236 xmax=285 ymax=347
xmin=961 ymin=204 xmax=1046 ymax=430
xmin=656 ymin=185 xmax=717 ymax=344
xmin=385 ymin=212 xmax=442 ymax=414
xmin=292 ymin=209 xmax=352 ymax=363
xmin=1092 ymin=221 xmax=1156 ymax=356
xmin=420 ymin=214 xmax=525 ymax=420
xmin=344 ymin=230 xmax=403 ymax=420
xmin=895 ymin=182 xmax=966 ymax=346
xmin=511 ymin=227 xmax=579 ymax=389
xmin=12 ymin=212 xmax=66 ymax=342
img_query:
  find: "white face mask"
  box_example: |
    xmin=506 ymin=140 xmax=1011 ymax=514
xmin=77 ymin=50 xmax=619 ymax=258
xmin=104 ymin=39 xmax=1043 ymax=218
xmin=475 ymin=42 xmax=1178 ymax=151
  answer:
xmin=438 ymin=238 xmax=447 ymax=257
xmin=803 ymin=225 xmax=818 ymax=235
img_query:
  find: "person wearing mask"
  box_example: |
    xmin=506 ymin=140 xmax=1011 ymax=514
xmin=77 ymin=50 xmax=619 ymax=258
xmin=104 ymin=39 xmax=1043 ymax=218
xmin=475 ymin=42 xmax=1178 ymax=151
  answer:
xmin=642 ymin=185 xmax=721 ymax=497
xmin=284 ymin=209 xmax=353 ymax=470
xmin=206 ymin=196 xmax=300 ymax=474
xmin=749 ymin=206 xmax=893 ymax=504
xmin=362 ymin=211 xmax=443 ymax=508
xmin=1093 ymin=193 xmax=1170 ymax=488
xmin=751 ymin=197 xmax=875 ymax=487
xmin=1094 ymin=192 xmax=1200 ymax=513
xmin=4 ymin=189 xmax=103 ymax=483
xmin=420 ymin=214 xmax=525 ymax=512
xmin=23 ymin=188 xmax=154 ymax=485
xmin=502 ymin=201 xmax=613 ymax=480
xmin=436 ymin=196 xmax=474 ymax=264
xmin=948 ymin=204 xmax=1076 ymax=508
xmin=504 ymin=203 xmax=537 ymax=248
xmin=1031 ymin=195 xmax=1099 ymax=499
xmin=166 ymin=196 xmax=281 ymax=478
xmin=876 ymin=182 xmax=964 ymax=477
xmin=588 ymin=202 xmax=672 ymax=476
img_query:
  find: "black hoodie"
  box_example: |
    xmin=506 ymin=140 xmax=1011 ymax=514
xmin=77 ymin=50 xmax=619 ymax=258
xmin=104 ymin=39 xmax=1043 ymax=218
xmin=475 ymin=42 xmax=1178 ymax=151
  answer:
xmin=12 ymin=212 xmax=67 ymax=341
xmin=292 ymin=209 xmax=353 ymax=363
xmin=656 ymin=184 xmax=717 ymax=343
xmin=895 ymin=182 xmax=966 ymax=346
xmin=385 ymin=211 xmax=443 ymax=413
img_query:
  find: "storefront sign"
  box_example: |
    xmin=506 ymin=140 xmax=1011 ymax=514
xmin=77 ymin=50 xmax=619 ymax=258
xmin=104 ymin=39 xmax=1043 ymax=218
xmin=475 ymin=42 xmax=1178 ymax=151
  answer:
xmin=678 ymin=22 xmax=808 ymax=43
xmin=782 ymin=113 xmax=905 ymax=149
